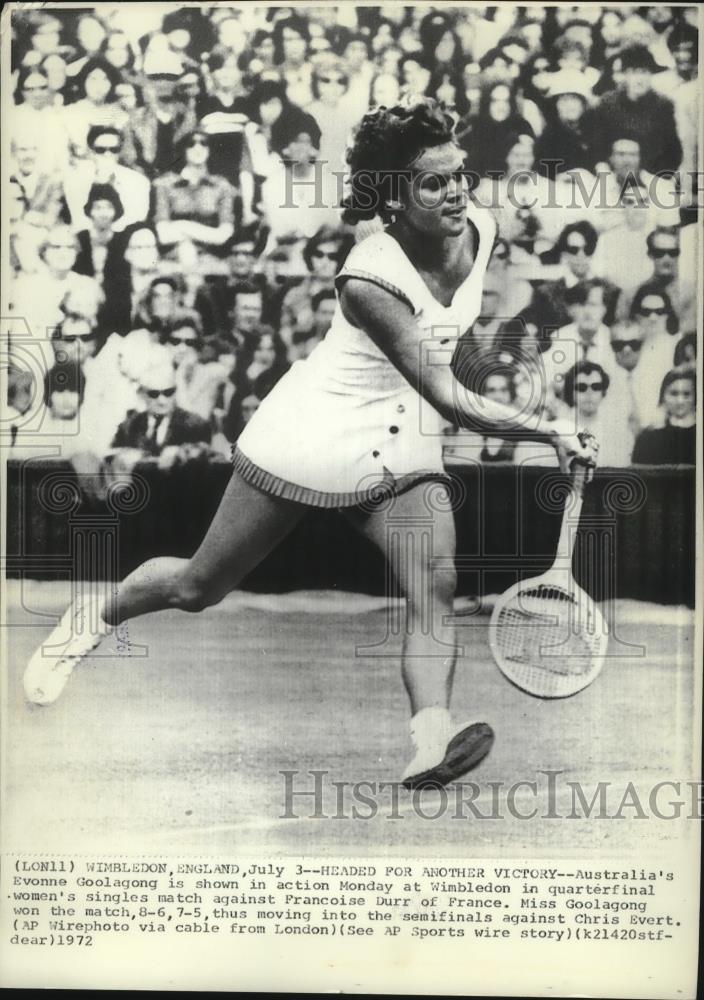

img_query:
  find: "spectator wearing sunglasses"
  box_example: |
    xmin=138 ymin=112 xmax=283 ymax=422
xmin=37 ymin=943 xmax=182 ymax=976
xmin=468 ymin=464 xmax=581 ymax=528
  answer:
xmin=609 ymin=319 xmax=645 ymax=378
xmin=51 ymin=313 xmax=99 ymax=369
xmin=628 ymin=284 xmax=680 ymax=427
xmin=154 ymin=129 xmax=236 ymax=273
xmin=533 ymin=222 xmax=621 ymax=330
xmin=279 ymin=225 xmax=351 ymax=345
xmin=111 ymin=361 xmax=211 ymax=460
xmin=605 ymin=316 xmax=644 ymax=427
xmin=201 ymin=224 xmax=269 ymax=336
xmin=561 ymin=360 xmax=630 ymax=466
xmin=48 ymin=312 xmax=121 ymax=456
xmin=64 ymin=126 xmax=150 ymax=234
xmin=167 ymin=311 xmax=234 ymax=424
xmin=626 ymin=227 xmax=696 ymax=332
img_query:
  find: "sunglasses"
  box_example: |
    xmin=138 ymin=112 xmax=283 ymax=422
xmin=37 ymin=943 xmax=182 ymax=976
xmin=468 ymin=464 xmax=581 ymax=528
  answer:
xmin=169 ymin=335 xmax=198 ymax=346
xmin=638 ymin=306 xmax=667 ymax=316
xmin=575 ymin=381 xmax=605 ymax=393
xmin=611 ymin=339 xmax=643 ymax=352
xmin=317 ymin=75 xmax=347 ymax=85
xmin=564 ymin=243 xmax=594 ymax=255
xmin=93 ymin=145 xmax=120 ymax=154
xmin=61 ymin=333 xmax=95 ymax=343
xmin=313 ymin=249 xmax=339 ymax=261
xmin=187 ymin=136 xmax=209 ymax=147
xmin=144 ymin=386 xmax=176 ymax=398
xmin=649 ymin=247 xmax=680 ymax=259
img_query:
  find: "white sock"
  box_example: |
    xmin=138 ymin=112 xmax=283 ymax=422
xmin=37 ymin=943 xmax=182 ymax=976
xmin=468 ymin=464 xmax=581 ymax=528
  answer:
xmin=409 ymin=706 xmax=453 ymax=751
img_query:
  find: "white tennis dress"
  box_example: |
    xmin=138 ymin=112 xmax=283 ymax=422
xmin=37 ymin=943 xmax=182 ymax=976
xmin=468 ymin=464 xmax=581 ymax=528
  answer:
xmin=234 ymin=201 xmax=497 ymax=507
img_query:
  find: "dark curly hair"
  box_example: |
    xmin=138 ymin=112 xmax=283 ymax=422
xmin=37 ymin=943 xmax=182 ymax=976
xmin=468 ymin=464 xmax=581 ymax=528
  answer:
xmin=563 ymin=361 xmax=610 ymax=409
xmin=341 ymin=97 xmax=456 ymax=224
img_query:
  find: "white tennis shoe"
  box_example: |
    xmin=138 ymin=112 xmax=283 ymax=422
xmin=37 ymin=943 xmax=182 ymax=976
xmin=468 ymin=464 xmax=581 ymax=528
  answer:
xmin=23 ymin=594 xmax=113 ymax=706
xmin=402 ymin=708 xmax=494 ymax=789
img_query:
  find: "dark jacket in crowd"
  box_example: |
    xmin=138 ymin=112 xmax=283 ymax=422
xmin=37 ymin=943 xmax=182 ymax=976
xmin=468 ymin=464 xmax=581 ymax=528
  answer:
xmin=459 ymin=114 xmax=535 ymax=178
xmin=535 ymin=120 xmax=595 ymax=177
xmin=74 ymin=229 xmax=121 ymax=279
xmin=584 ymin=89 xmax=682 ymax=175
xmin=530 ymin=277 xmax=622 ymax=329
xmin=112 ymin=406 xmax=211 ymax=454
xmin=631 ymin=423 xmax=696 ymax=465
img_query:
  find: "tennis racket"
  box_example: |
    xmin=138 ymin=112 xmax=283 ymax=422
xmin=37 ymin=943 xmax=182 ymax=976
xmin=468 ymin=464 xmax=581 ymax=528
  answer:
xmin=488 ymin=453 xmax=607 ymax=698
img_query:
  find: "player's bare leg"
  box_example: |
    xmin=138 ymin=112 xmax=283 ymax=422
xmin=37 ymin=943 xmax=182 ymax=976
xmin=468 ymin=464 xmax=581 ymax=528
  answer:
xmin=24 ymin=471 xmax=306 ymax=705
xmin=343 ymin=481 xmax=494 ymax=788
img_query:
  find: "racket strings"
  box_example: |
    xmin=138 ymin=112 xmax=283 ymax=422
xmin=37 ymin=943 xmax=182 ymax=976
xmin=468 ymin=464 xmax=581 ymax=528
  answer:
xmin=494 ymin=585 xmax=601 ymax=686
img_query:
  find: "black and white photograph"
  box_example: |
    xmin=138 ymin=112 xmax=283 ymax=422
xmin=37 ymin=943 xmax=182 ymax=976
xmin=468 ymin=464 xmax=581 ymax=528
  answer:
xmin=1 ymin=2 xmax=701 ymax=994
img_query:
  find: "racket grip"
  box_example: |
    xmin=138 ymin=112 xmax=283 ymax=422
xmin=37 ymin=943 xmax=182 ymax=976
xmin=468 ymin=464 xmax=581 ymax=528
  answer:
xmin=570 ymin=462 xmax=589 ymax=496
xmin=569 ymin=431 xmax=597 ymax=490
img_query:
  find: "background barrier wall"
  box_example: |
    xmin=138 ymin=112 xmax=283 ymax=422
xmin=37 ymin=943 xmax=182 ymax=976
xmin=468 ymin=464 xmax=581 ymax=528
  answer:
xmin=5 ymin=459 xmax=695 ymax=607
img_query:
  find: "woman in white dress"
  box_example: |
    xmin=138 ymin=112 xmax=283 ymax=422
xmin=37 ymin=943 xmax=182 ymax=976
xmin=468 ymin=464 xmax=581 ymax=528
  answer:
xmin=25 ymin=99 xmax=596 ymax=789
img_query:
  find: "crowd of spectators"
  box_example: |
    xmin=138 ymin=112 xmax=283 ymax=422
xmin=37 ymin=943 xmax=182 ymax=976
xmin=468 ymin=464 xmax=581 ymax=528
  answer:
xmin=6 ymin=5 xmax=699 ymax=479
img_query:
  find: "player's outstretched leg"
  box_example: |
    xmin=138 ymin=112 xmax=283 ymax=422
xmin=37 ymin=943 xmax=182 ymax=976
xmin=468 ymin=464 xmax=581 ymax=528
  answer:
xmin=344 ymin=480 xmax=494 ymax=788
xmin=23 ymin=470 xmax=305 ymax=706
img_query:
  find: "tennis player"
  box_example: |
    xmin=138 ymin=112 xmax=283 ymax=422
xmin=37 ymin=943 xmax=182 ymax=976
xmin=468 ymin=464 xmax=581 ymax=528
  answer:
xmin=25 ymin=98 xmax=597 ymax=788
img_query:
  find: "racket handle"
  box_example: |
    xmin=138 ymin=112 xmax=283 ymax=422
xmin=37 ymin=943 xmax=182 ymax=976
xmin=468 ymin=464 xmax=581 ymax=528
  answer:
xmin=554 ymin=463 xmax=589 ymax=564
xmin=570 ymin=462 xmax=589 ymax=498
xmin=569 ymin=431 xmax=597 ymax=496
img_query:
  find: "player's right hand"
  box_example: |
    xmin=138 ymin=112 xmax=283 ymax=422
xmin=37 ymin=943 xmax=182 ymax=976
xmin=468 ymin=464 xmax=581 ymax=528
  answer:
xmin=551 ymin=425 xmax=599 ymax=477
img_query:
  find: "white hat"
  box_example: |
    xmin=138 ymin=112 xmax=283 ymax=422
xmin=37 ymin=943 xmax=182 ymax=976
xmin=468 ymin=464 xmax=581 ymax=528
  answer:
xmin=142 ymin=41 xmax=184 ymax=79
xmin=545 ymin=69 xmax=594 ymax=103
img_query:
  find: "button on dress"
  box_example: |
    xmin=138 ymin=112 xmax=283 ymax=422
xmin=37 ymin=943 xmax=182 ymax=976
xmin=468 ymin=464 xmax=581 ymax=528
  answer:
xmin=234 ymin=201 xmax=496 ymax=507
